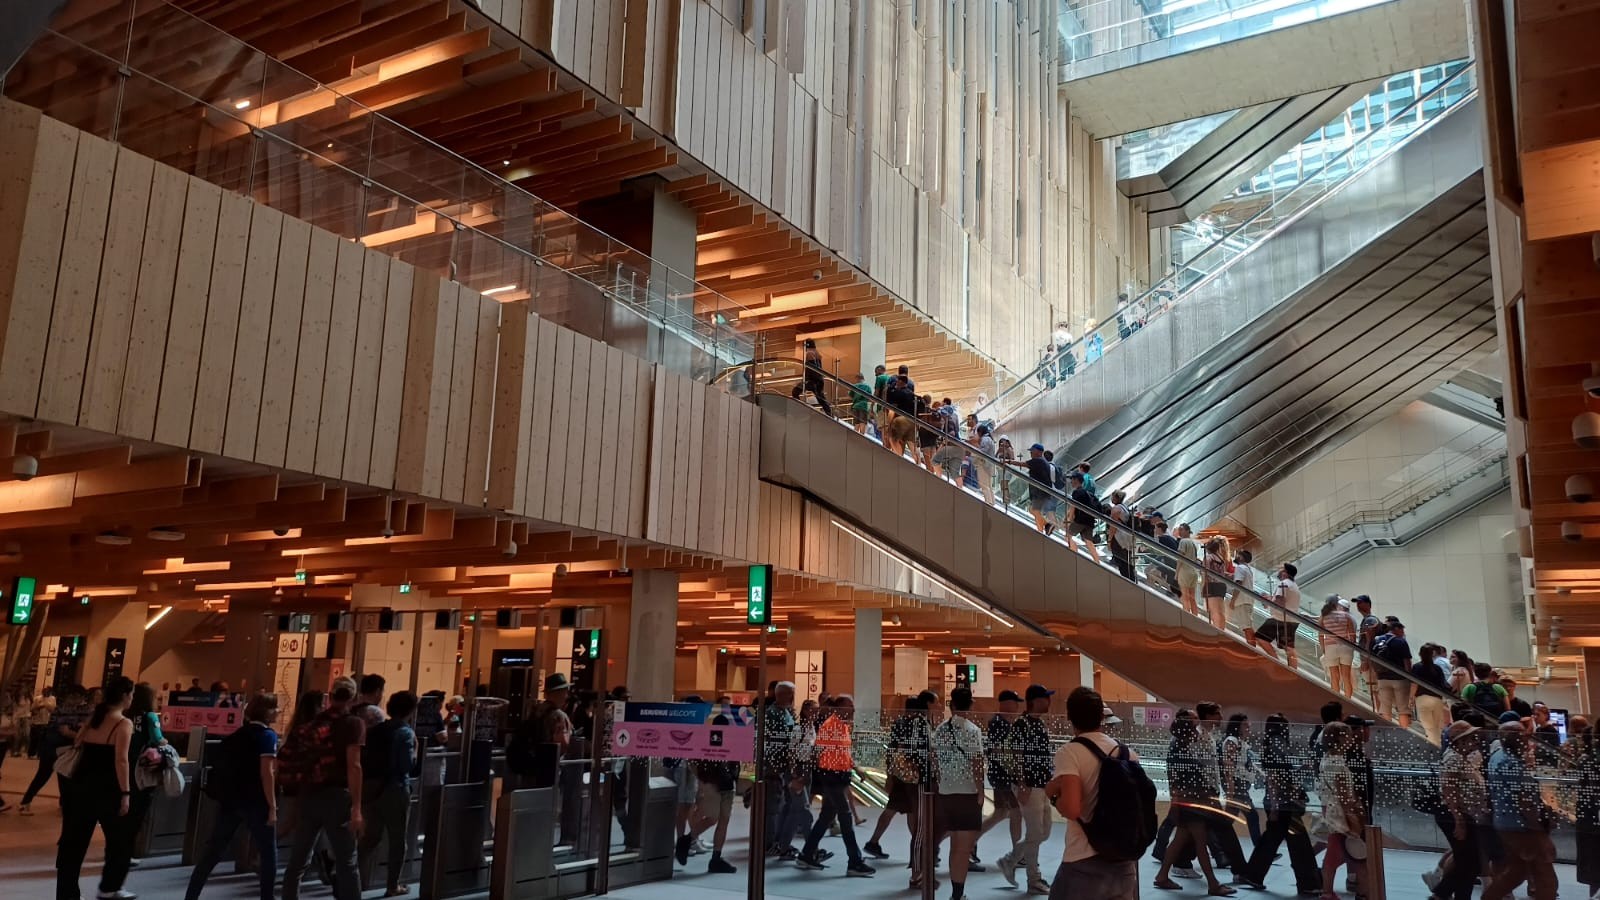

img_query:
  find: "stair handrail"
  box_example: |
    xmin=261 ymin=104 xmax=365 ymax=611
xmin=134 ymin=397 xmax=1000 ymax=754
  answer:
xmin=724 ymin=359 xmax=1466 ymax=716
xmin=973 ymin=62 xmax=1477 ymax=430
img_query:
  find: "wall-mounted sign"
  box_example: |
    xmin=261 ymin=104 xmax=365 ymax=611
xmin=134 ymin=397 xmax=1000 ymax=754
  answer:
xmin=746 ymin=564 xmax=772 ymax=626
xmin=610 ymin=701 xmax=756 ymax=762
xmin=101 ymin=637 xmax=127 ymax=687
xmin=9 ymin=575 xmax=36 ymax=625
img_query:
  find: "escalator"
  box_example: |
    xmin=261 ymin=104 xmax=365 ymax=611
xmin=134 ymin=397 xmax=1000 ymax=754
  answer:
xmin=980 ymin=66 xmax=1485 ymax=528
xmin=747 ymin=362 xmax=1453 ymax=725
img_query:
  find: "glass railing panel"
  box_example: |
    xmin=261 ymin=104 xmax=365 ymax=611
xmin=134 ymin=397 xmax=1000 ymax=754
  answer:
xmin=1063 ymin=0 xmax=1394 ymax=70
xmin=252 ymin=132 xmax=370 ymax=242
xmin=976 ymin=64 xmax=1476 ymax=430
xmin=3 ymin=30 xmax=125 ymax=140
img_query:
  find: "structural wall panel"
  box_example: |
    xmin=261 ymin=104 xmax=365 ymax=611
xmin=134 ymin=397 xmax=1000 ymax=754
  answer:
xmin=367 ymin=261 xmax=415 ymax=489
xmin=314 ymin=239 xmax=365 ymax=480
xmin=220 ymin=204 xmax=285 ymax=462
xmin=340 ymin=251 xmax=393 ymax=485
xmin=252 ymin=216 xmax=312 ymax=468
xmin=151 ymin=180 xmax=221 ymax=448
xmin=187 ymin=191 xmax=252 ymax=455
xmin=118 ymin=164 xmax=190 ymax=441
xmin=285 ymin=229 xmax=339 ymax=474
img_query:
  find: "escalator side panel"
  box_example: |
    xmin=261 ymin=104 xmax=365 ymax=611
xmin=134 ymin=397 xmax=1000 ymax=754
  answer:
xmin=756 ymin=394 xmax=1348 ymax=719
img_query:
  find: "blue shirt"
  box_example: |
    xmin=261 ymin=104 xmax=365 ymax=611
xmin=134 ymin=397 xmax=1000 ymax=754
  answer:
xmin=387 ymin=724 xmax=417 ymax=788
xmin=1488 ymin=747 xmax=1537 ymax=832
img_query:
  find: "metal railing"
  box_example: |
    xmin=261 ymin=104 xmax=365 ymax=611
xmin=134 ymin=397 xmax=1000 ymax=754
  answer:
xmin=974 ymin=63 xmax=1477 ymax=432
xmin=725 ymin=359 xmax=1466 ymax=724
xmin=1256 ymin=432 xmax=1509 ymax=566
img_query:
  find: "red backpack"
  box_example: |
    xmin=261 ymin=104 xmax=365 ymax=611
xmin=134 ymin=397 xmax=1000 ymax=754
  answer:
xmin=276 ymin=709 xmax=343 ymax=795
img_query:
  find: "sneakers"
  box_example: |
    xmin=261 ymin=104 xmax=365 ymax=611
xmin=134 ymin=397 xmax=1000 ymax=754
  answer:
xmin=795 ymin=852 xmax=827 ymax=871
xmin=997 ymin=852 xmax=1019 ymax=888
xmin=1028 ymin=879 xmax=1052 ymax=895
xmin=676 ymin=834 xmax=692 ymax=865
xmin=690 ymin=838 xmax=709 ymax=856
xmin=863 ymin=841 xmax=890 ymax=860
xmin=1174 ymin=866 xmax=1202 ymax=880
xmin=969 ymin=863 xmax=987 ymax=873
xmin=847 ymin=861 xmax=876 ymax=878
xmin=708 ymin=856 xmax=737 ymax=874
xmin=816 ymin=848 xmax=835 ymax=862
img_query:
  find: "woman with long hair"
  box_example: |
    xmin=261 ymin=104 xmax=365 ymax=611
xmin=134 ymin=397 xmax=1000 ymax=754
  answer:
xmin=56 ymin=680 xmax=135 ymax=900
xmin=1202 ymin=536 xmax=1232 ymax=630
xmin=1220 ymin=713 xmax=1263 ymax=843
xmin=1315 ymin=723 xmax=1365 ymax=900
xmin=1319 ymin=597 xmax=1358 ymax=698
xmin=1235 ymin=714 xmax=1321 ymax=893
xmin=1448 ymin=650 xmax=1474 ymax=695
xmin=1153 ymin=715 xmax=1233 ymax=895
xmin=125 ymin=681 xmax=166 ymax=866
xmin=186 ymin=693 xmax=282 ymax=900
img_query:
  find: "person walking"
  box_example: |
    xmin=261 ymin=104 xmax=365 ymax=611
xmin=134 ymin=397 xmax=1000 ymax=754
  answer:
xmin=1107 ymin=491 xmax=1136 ymax=581
xmin=359 ymin=690 xmax=419 ymax=897
xmin=796 ymin=696 xmax=874 ymax=877
xmin=11 ymin=689 xmax=31 ymax=757
xmin=1234 ymin=714 xmax=1320 ymax=894
xmin=279 ymin=676 xmax=367 ymax=900
xmin=1047 ymin=686 xmax=1150 ymax=900
xmin=679 ymin=703 xmax=740 ymax=874
xmin=1202 ymin=537 xmax=1232 ymax=631
xmin=849 ymin=372 xmax=873 ymax=435
xmin=1175 ymin=525 xmax=1202 ymax=616
xmin=1220 ymin=714 xmax=1262 ymax=844
xmin=930 ymin=687 xmax=985 ymax=899
xmin=1434 ymin=721 xmax=1489 ymax=900
xmin=1066 ymin=474 xmax=1102 ymax=560
xmin=1252 ymin=564 xmax=1302 ymax=669
xmin=21 ymin=684 xmax=90 ymax=814
xmin=29 ymin=686 xmax=55 ymax=758
xmin=1481 ymin=723 xmax=1558 ymax=900
xmin=996 ymin=684 xmax=1056 ymax=895
xmin=55 ymin=680 xmax=137 ymax=900
xmin=185 ymin=693 xmax=282 ymax=900
xmin=865 ymin=695 xmax=928 ymax=860
xmin=979 ymin=690 xmax=1024 ymax=854
xmin=1314 ymin=724 xmax=1365 ymax=900
xmin=762 ymin=681 xmax=811 ymax=860
xmin=1227 ymin=550 xmax=1258 ymax=642
xmin=124 ymin=681 xmax=166 ymax=868
xmin=791 ymin=338 xmax=834 ymax=417
xmin=1411 ymin=645 xmax=1453 ymax=745
xmin=1152 ymin=714 xmax=1233 ymax=896
xmin=1006 ymin=444 xmax=1057 ymax=534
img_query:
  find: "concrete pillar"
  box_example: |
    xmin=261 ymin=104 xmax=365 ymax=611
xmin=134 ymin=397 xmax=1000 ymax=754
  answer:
xmin=854 ymin=609 xmax=883 ymax=715
xmin=626 ymin=569 xmax=679 ymax=700
xmin=695 ymin=646 xmax=719 ymax=693
xmin=1028 ymin=649 xmax=1087 ymax=716
xmin=81 ymin=599 xmax=147 ymax=688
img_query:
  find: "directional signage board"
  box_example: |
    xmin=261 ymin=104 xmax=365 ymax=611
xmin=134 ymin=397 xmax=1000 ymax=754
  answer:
xmin=9 ymin=576 xmax=36 ymax=625
xmin=746 ymin=564 xmax=773 ymax=626
xmin=101 ymin=637 xmax=127 ymax=687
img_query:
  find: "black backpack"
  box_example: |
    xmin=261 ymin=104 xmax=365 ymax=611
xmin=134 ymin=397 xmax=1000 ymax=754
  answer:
xmin=1471 ymin=679 xmax=1507 ymax=715
xmin=507 ymin=703 xmax=562 ymax=786
xmin=205 ymin=722 xmax=266 ymax=806
xmin=362 ymin=719 xmax=398 ymax=785
xmin=1071 ymin=736 xmax=1158 ymax=862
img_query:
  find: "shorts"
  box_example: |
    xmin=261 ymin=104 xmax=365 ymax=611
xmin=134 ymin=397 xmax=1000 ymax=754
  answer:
xmin=1376 ymin=679 xmax=1410 ymax=717
xmin=1322 ymin=644 xmax=1355 ymax=667
xmin=1029 ymin=495 xmax=1048 ymax=513
xmin=989 ymin=783 xmax=1019 ymax=811
xmin=1256 ymin=618 xmax=1294 ymax=649
xmin=1225 ymin=597 xmax=1254 ymax=630
xmin=1069 ymin=521 xmax=1094 ymax=539
xmin=851 ymin=407 xmax=871 ymax=426
xmin=674 ymin=766 xmax=698 ymax=804
xmin=888 ymin=415 xmax=916 ymax=445
xmin=918 ymin=429 xmax=940 ymax=449
xmin=886 ymin=775 xmax=919 ymax=814
xmin=936 ymin=792 xmax=983 ymax=832
xmin=696 ymin=781 xmax=734 ymax=820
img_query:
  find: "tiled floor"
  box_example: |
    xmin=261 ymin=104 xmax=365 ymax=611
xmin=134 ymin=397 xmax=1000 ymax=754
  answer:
xmin=2 ymin=759 xmax=1589 ymax=899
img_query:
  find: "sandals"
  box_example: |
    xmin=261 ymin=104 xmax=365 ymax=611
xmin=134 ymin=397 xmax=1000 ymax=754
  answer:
xmin=1208 ymin=886 xmax=1237 ymax=897
xmin=1154 ymin=878 xmax=1184 ymax=891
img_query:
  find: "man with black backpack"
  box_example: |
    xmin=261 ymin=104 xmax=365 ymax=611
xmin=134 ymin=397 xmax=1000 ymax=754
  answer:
xmin=279 ymin=676 xmax=366 ymax=900
xmin=1047 ymin=686 xmax=1154 ymax=900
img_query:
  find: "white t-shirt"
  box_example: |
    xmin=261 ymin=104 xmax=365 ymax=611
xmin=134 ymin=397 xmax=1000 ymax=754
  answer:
xmin=1054 ymin=731 xmax=1139 ymax=863
xmin=1273 ymin=578 xmax=1301 ymax=619
xmin=931 ymin=716 xmax=985 ymax=795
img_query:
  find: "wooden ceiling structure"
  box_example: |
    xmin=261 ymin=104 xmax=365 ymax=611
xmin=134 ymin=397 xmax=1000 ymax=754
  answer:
xmin=1476 ymin=1 xmax=1600 ymax=653
xmin=115 ymin=0 xmax=1006 ymax=398
xmin=0 ymin=417 xmax=1045 ymax=660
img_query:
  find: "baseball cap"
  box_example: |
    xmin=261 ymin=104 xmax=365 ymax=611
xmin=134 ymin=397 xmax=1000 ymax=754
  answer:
xmin=1029 ymin=442 xmax=1046 ymax=452
xmin=1498 ymin=711 xmax=1523 ymax=724
xmin=997 ymin=689 xmax=1023 ymax=703
xmin=1025 ymin=684 xmax=1055 ymax=702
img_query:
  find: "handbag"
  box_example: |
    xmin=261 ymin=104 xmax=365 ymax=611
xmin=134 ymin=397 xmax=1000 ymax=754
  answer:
xmin=1344 ymin=834 xmax=1368 ymax=859
xmin=53 ymin=743 xmax=82 ymax=779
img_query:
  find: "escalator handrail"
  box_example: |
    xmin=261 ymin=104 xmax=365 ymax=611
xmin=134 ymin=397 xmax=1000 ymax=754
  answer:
xmin=725 ymin=359 xmax=1466 ymax=708
xmin=973 ymin=62 xmax=1478 ymax=427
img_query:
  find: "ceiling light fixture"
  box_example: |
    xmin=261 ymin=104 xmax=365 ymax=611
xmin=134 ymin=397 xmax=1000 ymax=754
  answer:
xmin=233 ymin=99 xmax=251 ymax=110
xmin=482 ymin=284 xmax=517 ymax=296
xmin=147 ymin=526 xmax=185 ymax=542
xmin=144 ymin=606 xmax=174 ymax=630
xmin=95 ymin=531 xmax=132 ymax=546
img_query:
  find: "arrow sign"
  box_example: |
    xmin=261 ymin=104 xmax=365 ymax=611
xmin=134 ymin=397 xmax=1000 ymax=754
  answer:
xmin=101 ymin=637 xmax=127 ymax=685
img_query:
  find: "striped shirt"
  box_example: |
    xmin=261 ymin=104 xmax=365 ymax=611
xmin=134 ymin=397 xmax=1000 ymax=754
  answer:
xmin=1320 ymin=610 xmax=1357 ymax=649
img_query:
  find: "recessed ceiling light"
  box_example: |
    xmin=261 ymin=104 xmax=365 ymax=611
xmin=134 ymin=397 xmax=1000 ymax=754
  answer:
xmin=234 ymin=99 xmax=251 ymax=110
xmin=482 ymin=284 xmax=517 ymax=296
xmin=502 ymin=160 xmax=511 ymax=166
xmin=95 ymin=531 xmax=132 ymax=546
xmin=147 ymin=526 xmax=185 ymax=542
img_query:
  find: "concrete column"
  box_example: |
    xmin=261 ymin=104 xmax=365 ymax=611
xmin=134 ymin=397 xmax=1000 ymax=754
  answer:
xmin=854 ymin=609 xmax=883 ymax=715
xmin=1027 ymin=649 xmax=1087 ymax=716
xmin=695 ymin=647 xmax=719 ymax=693
xmin=81 ymin=599 xmax=147 ymax=688
xmin=626 ymin=569 xmax=679 ymax=700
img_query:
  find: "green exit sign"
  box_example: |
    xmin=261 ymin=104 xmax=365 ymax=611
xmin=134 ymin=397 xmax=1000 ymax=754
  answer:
xmin=294 ymin=569 xmax=307 ymax=584
xmin=746 ymin=564 xmax=773 ymax=627
xmin=399 ymin=582 xmax=412 ymax=594
xmin=10 ymin=576 xmax=36 ymax=625
xmin=588 ymin=628 xmax=601 ymax=658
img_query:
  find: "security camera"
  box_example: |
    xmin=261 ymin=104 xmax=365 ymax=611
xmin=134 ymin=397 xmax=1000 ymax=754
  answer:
xmin=553 ymin=563 xmax=568 ymax=577
xmin=273 ymin=527 xmax=289 ymax=537
xmin=811 ymin=269 xmax=822 ymax=282
xmin=381 ymin=526 xmax=395 ymax=539
xmin=1562 ymin=521 xmax=1584 ymax=542
xmin=1570 ymin=475 xmax=1596 ymax=504
xmin=1577 ymin=412 xmax=1600 ymax=450
xmin=1585 ymin=375 xmax=1600 ymax=400
xmin=501 ymin=539 xmax=518 ymax=559
xmin=12 ymin=454 xmax=38 ymax=481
